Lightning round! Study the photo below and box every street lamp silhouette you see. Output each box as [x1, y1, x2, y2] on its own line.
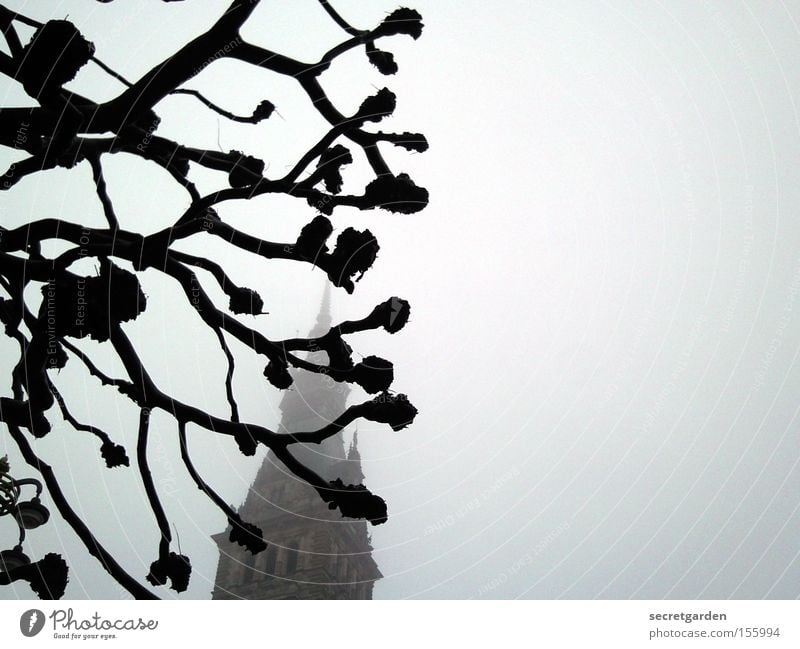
[0, 455, 50, 572]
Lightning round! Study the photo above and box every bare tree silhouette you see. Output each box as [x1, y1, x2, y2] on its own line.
[0, 0, 427, 599]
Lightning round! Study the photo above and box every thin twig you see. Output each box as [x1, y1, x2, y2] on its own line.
[90, 56, 133, 87]
[317, 0, 364, 36]
[171, 89, 264, 124]
[88, 155, 120, 230]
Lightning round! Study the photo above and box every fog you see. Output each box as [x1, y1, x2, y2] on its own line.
[1, 0, 798, 599]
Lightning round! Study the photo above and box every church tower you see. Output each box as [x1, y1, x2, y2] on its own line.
[211, 285, 382, 599]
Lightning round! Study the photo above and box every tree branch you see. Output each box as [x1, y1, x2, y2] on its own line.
[136, 408, 172, 557]
[4, 421, 158, 599]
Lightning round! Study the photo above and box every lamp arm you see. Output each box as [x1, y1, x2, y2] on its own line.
[8, 478, 43, 499]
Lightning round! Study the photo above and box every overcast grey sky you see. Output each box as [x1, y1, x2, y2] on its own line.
[1, 0, 799, 599]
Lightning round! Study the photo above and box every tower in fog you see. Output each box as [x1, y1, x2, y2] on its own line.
[212, 286, 381, 599]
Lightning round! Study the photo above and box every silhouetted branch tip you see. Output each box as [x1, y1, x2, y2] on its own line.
[228, 518, 267, 555]
[316, 144, 353, 194]
[39, 260, 146, 343]
[367, 47, 398, 75]
[363, 172, 429, 213]
[356, 87, 396, 123]
[263, 360, 293, 390]
[351, 356, 394, 394]
[21, 553, 69, 600]
[227, 152, 266, 188]
[388, 132, 429, 153]
[327, 227, 380, 290]
[18, 20, 94, 99]
[375, 296, 411, 333]
[227, 286, 265, 316]
[323, 479, 388, 525]
[100, 440, 130, 468]
[146, 552, 191, 593]
[363, 392, 418, 431]
[232, 429, 258, 457]
[375, 8, 424, 40]
[252, 99, 276, 122]
[296, 215, 334, 256]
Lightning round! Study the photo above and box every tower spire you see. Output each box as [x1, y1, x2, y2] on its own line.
[345, 429, 365, 485]
[310, 280, 332, 337]
[348, 429, 358, 459]
[211, 280, 382, 600]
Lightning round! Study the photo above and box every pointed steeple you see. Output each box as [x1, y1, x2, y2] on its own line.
[344, 429, 365, 485]
[309, 281, 332, 338]
[212, 282, 382, 600]
[347, 429, 359, 461]
[277, 279, 347, 477]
